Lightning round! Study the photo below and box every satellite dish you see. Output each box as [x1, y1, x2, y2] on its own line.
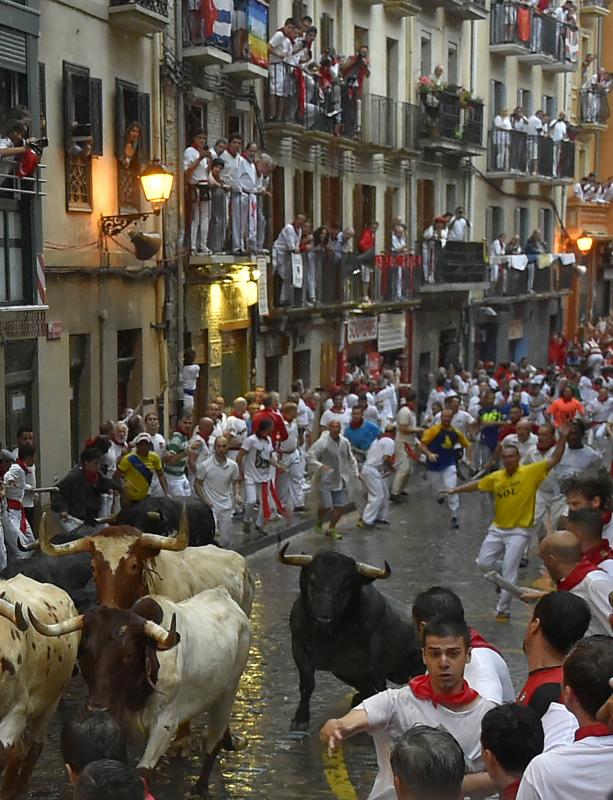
[130, 231, 162, 261]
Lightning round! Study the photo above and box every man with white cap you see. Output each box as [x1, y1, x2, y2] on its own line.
[117, 433, 169, 504]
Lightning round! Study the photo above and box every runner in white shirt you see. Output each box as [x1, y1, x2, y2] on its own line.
[276, 402, 302, 514]
[236, 417, 280, 535]
[223, 397, 249, 461]
[391, 393, 420, 501]
[3, 444, 36, 560]
[517, 636, 613, 800]
[194, 436, 240, 548]
[11, 426, 36, 528]
[357, 431, 396, 529]
[187, 417, 214, 493]
[502, 421, 538, 463]
[320, 392, 351, 431]
[320, 619, 496, 800]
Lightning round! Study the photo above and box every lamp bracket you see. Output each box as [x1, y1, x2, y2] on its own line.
[99, 212, 156, 238]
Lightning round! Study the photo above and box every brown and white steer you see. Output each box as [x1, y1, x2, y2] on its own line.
[29, 586, 251, 798]
[0, 575, 80, 798]
[38, 511, 255, 615]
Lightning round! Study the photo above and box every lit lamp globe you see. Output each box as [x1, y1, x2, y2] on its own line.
[140, 159, 174, 209]
[576, 233, 593, 254]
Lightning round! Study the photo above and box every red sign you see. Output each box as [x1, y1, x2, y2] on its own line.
[47, 321, 64, 340]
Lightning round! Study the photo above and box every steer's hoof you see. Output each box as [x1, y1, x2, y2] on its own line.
[290, 719, 309, 732]
[222, 733, 247, 752]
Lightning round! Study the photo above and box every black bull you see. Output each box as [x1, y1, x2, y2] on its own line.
[278, 545, 425, 730]
[115, 496, 216, 546]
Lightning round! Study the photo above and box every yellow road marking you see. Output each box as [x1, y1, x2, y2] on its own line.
[322, 746, 358, 800]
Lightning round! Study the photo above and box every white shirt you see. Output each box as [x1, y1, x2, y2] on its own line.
[517, 732, 613, 800]
[272, 222, 301, 255]
[240, 434, 273, 483]
[320, 407, 350, 429]
[295, 397, 309, 427]
[396, 406, 417, 444]
[182, 363, 200, 392]
[189, 433, 212, 470]
[196, 456, 239, 511]
[223, 415, 248, 455]
[570, 568, 613, 636]
[556, 445, 602, 482]
[464, 647, 515, 704]
[502, 432, 538, 463]
[447, 216, 469, 241]
[490, 238, 506, 259]
[268, 29, 292, 63]
[4, 462, 28, 502]
[183, 146, 208, 185]
[434, 409, 475, 436]
[149, 433, 166, 457]
[526, 114, 543, 136]
[220, 149, 240, 187]
[550, 119, 567, 142]
[364, 437, 395, 470]
[540, 702, 579, 751]
[360, 687, 495, 800]
[279, 419, 300, 464]
[426, 388, 447, 413]
[494, 114, 512, 130]
[236, 155, 258, 193]
[11, 449, 35, 508]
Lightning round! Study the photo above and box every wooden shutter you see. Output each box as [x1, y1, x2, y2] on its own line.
[138, 91, 151, 162]
[39, 62, 47, 137]
[89, 78, 103, 156]
[115, 79, 138, 158]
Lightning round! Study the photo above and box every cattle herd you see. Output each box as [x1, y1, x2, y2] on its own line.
[0, 500, 417, 797]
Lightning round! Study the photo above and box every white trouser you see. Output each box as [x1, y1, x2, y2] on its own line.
[238, 193, 257, 253]
[392, 440, 413, 495]
[149, 473, 165, 497]
[166, 474, 192, 497]
[212, 507, 233, 547]
[361, 464, 389, 525]
[427, 465, 459, 513]
[533, 491, 566, 538]
[477, 524, 530, 614]
[277, 457, 302, 512]
[182, 391, 195, 413]
[231, 192, 243, 252]
[191, 198, 210, 251]
[4, 506, 34, 562]
[244, 480, 265, 528]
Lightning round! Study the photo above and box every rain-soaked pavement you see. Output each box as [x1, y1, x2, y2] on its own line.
[27, 474, 537, 800]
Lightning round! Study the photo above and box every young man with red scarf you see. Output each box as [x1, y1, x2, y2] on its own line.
[237, 416, 284, 536]
[566, 507, 613, 577]
[517, 636, 613, 800]
[51, 446, 121, 528]
[3, 443, 36, 559]
[320, 618, 495, 800]
[538, 530, 613, 636]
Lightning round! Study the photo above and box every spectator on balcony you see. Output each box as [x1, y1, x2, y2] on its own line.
[357, 221, 378, 303]
[231, 0, 248, 62]
[524, 229, 549, 294]
[305, 225, 328, 305]
[422, 218, 447, 284]
[511, 106, 529, 130]
[447, 206, 471, 242]
[272, 212, 305, 306]
[255, 152, 274, 253]
[333, 226, 355, 263]
[236, 141, 259, 255]
[506, 235, 522, 255]
[574, 176, 591, 201]
[294, 27, 318, 121]
[526, 110, 545, 174]
[220, 132, 243, 253]
[391, 223, 408, 254]
[210, 137, 227, 160]
[268, 18, 298, 122]
[0, 122, 34, 182]
[208, 157, 230, 253]
[340, 46, 370, 137]
[549, 112, 568, 178]
[183, 130, 211, 255]
[489, 233, 507, 285]
[299, 221, 314, 303]
[494, 108, 512, 171]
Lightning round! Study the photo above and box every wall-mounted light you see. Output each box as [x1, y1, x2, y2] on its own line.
[576, 232, 593, 254]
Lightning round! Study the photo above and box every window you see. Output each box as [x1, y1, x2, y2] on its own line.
[117, 329, 142, 417]
[62, 62, 103, 211]
[292, 0, 307, 21]
[490, 80, 506, 117]
[445, 183, 457, 215]
[116, 79, 151, 213]
[447, 43, 458, 87]
[539, 208, 553, 248]
[517, 89, 532, 115]
[185, 103, 208, 144]
[69, 334, 90, 466]
[320, 13, 334, 52]
[486, 206, 504, 243]
[542, 94, 557, 119]
[515, 206, 529, 246]
[420, 32, 432, 77]
[5, 339, 36, 451]
[386, 39, 399, 100]
[354, 26, 369, 51]
[226, 113, 243, 138]
[0, 209, 29, 304]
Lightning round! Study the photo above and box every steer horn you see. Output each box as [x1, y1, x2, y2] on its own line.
[277, 542, 313, 567]
[139, 506, 189, 552]
[27, 608, 84, 637]
[146, 511, 162, 520]
[0, 597, 28, 631]
[18, 537, 40, 552]
[39, 513, 92, 557]
[356, 560, 392, 580]
[143, 612, 180, 650]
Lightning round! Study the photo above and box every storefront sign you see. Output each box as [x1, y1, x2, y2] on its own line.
[347, 316, 377, 344]
[509, 319, 524, 340]
[377, 313, 406, 352]
[257, 256, 268, 316]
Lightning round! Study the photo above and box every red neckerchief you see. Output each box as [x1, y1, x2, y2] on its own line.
[501, 779, 521, 800]
[602, 511, 612, 525]
[83, 467, 99, 485]
[141, 777, 156, 800]
[557, 561, 601, 591]
[469, 627, 502, 656]
[583, 540, 613, 566]
[349, 419, 362, 429]
[574, 723, 612, 741]
[409, 674, 478, 709]
[16, 459, 29, 474]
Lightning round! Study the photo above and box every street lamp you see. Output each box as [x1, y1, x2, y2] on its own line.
[99, 158, 174, 238]
[576, 232, 593, 254]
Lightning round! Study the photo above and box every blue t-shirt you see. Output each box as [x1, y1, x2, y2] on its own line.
[479, 406, 505, 449]
[500, 401, 530, 417]
[343, 421, 381, 452]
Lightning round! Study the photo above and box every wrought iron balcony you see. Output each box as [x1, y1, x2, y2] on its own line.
[360, 95, 397, 149]
[579, 87, 610, 130]
[580, 0, 609, 15]
[440, 0, 489, 21]
[183, 0, 233, 65]
[383, 0, 422, 15]
[419, 240, 488, 287]
[109, 0, 168, 35]
[418, 89, 484, 155]
[486, 128, 575, 183]
[222, 1, 269, 79]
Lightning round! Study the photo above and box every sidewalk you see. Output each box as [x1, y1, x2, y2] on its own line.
[231, 509, 321, 557]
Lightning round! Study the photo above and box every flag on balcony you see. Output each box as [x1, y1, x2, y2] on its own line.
[248, 0, 269, 67]
[201, 0, 232, 51]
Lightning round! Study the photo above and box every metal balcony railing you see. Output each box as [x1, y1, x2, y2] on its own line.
[420, 240, 487, 284]
[183, 0, 231, 51]
[580, 87, 610, 125]
[418, 89, 483, 147]
[0, 165, 46, 198]
[360, 95, 397, 148]
[487, 129, 574, 179]
[581, 0, 609, 9]
[398, 101, 419, 151]
[111, 0, 168, 12]
[490, 2, 579, 67]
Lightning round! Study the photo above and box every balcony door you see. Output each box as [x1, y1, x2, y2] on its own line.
[416, 179, 434, 236]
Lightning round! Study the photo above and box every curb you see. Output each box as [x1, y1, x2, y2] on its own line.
[234, 513, 319, 557]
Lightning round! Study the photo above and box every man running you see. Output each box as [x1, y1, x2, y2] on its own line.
[195, 436, 241, 547]
[117, 432, 169, 504]
[448, 425, 569, 622]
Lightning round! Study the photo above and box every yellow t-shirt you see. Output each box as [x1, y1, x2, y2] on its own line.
[477, 460, 549, 529]
[117, 451, 163, 501]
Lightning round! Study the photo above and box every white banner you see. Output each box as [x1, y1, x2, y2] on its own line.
[377, 313, 406, 352]
[347, 316, 377, 344]
[257, 256, 268, 316]
[291, 253, 303, 288]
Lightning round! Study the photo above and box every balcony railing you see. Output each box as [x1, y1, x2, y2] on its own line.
[487, 129, 575, 180]
[360, 95, 397, 148]
[110, 0, 168, 11]
[579, 87, 610, 126]
[267, 252, 419, 311]
[420, 240, 488, 285]
[440, 0, 489, 20]
[0, 166, 46, 199]
[183, 0, 233, 62]
[418, 89, 484, 150]
[487, 255, 573, 297]
[109, 0, 168, 34]
[580, 0, 609, 13]
[490, 2, 579, 70]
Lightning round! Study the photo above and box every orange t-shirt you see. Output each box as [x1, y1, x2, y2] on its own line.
[547, 397, 584, 428]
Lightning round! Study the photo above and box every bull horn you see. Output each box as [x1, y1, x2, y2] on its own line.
[139, 506, 189, 552]
[39, 513, 92, 557]
[356, 560, 391, 580]
[277, 542, 313, 567]
[18, 537, 40, 552]
[94, 514, 117, 524]
[27, 608, 84, 637]
[146, 511, 162, 520]
[0, 597, 28, 631]
[143, 612, 180, 651]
